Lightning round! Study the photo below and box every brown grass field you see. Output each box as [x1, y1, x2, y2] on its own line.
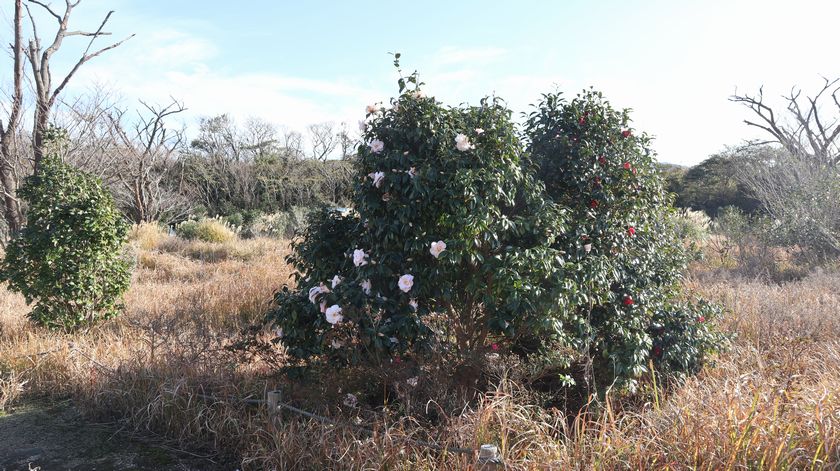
[1, 229, 838, 470]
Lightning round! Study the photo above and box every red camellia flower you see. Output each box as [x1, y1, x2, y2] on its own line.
[621, 130, 631, 138]
[627, 226, 636, 236]
[598, 155, 607, 165]
[623, 162, 632, 170]
[698, 315, 705, 323]
[579, 116, 586, 125]
[393, 356, 402, 364]
[622, 295, 634, 306]
[653, 345, 662, 357]
[594, 176, 602, 186]
[491, 343, 500, 351]
[589, 199, 599, 209]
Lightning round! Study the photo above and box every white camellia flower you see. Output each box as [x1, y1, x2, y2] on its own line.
[331, 275, 343, 289]
[325, 304, 343, 324]
[406, 376, 419, 387]
[308, 283, 329, 304]
[475, 128, 485, 134]
[409, 299, 418, 311]
[366, 104, 377, 114]
[361, 279, 372, 295]
[353, 249, 368, 267]
[407, 167, 417, 178]
[320, 301, 327, 313]
[371, 171, 385, 188]
[430, 240, 447, 258]
[274, 327, 284, 338]
[330, 339, 343, 349]
[369, 139, 385, 154]
[455, 133, 475, 151]
[398, 274, 414, 293]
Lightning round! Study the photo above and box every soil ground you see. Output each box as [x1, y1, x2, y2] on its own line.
[0, 400, 220, 471]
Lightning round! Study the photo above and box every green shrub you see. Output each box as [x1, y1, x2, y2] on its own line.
[268, 69, 725, 390]
[175, 217, 237, 243]
[525, 89, 726, 386]
[269, 69, 569, 371]
[0, 155, 132, 329]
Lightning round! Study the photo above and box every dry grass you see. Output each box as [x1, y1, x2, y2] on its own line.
[1, 237, 839, 469]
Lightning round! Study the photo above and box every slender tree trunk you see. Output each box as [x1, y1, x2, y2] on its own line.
[0, 0, 25, 237]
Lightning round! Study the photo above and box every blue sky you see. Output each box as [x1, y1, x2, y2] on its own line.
[2, 0, 839, 165]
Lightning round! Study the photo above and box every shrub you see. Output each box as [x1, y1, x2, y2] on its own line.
[0, 155, 132, 329]
[268, 69, 724, 390]
[269, 68, 569, 372]
[176, 217, 237, 243]
[672, 209, 711, 242]
[524, 89, 726, 386]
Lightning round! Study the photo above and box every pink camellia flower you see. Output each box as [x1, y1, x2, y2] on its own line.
[320, 301, 327, 313]
[454, 133, 475, 151]
[429, 240, 447, 259]
[698, 315, 706, 323]
[358, 120, 367, 132]
[628, 226, 636, 236]
[369, 139, 385, 154]
[366, 104, 378, 114]
[398, 274, 414, 293]
[353, 249, 368, 267]
[411, 90, 425, 99]
[393, 356, 402, 364]
[361, 279, 372, 295]
[623, 296, 634, 306]
[371, 171, 385, 188]
[325, 304, 343, 324]
[621, 130, 631, 138]
[475, 128, 485, 134]
[623, 162, 632, 170]
[491, 343, 500, 351]
[583, 243, 592, 253]
[579, 116, 586, 125]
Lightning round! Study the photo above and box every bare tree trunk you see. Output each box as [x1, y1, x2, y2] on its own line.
[0, 0, 25, 236]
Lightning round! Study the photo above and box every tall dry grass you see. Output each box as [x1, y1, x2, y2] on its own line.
[1, 236, 838, 469]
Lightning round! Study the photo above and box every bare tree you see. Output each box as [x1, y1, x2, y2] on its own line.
[731, 80, 840, 259]
[22, 0, 134, 169]
[337, 121, 359, 160]
[0, 0, 25, 237]
[307, 122, 338, 161]
[731, 78, 840, 166]
[280, 127, 304, 159]
[106, 99, 192, 223]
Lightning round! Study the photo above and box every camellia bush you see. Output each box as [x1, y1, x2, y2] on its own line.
[268, 65, 725, 389]
[525, 89, 726, 384]
[0, 151, 132, 329]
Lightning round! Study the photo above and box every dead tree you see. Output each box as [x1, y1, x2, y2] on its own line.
[307, 122, 338, 161]
[0, 0, 25, 237]
[23, 0, 134, 170]
[106, 99, 192, 223]
[731, 78, 840, 166]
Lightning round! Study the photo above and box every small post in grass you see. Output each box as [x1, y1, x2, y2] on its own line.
[477, 444, 502, 469]
[266, 389, 282, 414]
